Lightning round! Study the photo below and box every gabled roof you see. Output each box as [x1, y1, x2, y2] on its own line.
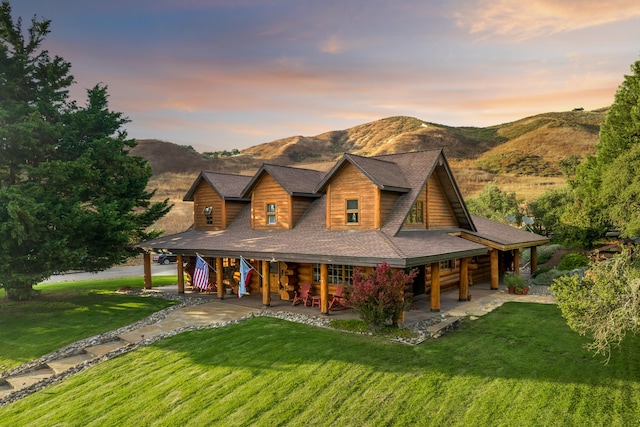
[183, 171, 252, 202]
[372, 150, 476, 235]
[315, 153, 410, 193]
[241, 163, 326, 198]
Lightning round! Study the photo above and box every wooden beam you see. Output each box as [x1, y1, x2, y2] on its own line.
[459, 257, 469, 301]
[321, 263, 329, 314]
[430, 262, 441, 311]
[177, 255, 184, 293]
[513, 249, 520, 275]
[530, 246, 538, 274]
[374, 187, 381, 229]
[216, 258, 224, 299]
[262, 260, 270, 307]
[490, 249, 499, 290]
[143, 252, 152, 289]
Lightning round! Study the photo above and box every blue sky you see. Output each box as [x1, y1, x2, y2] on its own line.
[10, 0, 640, 151]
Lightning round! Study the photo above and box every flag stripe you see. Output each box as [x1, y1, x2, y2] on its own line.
[193, 255, 209, 290]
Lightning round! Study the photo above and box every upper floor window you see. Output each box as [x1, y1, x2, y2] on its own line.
[406, 201, 424, 224]
[203, 206, 213, 225]
[266, 203, 277, 225]
[346, 199, 359, 224]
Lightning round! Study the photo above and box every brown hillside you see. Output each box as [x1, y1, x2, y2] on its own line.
[134, 109, 608, 235]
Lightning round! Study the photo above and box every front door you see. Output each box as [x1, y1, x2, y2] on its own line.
[269, 262, 281, 293]
[412, 265, 426, 295]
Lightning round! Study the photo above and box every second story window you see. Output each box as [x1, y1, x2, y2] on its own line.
[203, 206, 213, 225]
[346, 199, 359, 224]
[406, 201, 424, 224]
[266, 203, 277, 225]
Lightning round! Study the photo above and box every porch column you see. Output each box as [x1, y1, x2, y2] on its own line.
[430, 262, 441, 312]
[513, 249, 520, 275]
[216, 258, 224, 299]
[143, 252, 152, 289]
[262, 260, 271, 307]
[459, 257, 469, 301]
[320, 264, 329, 315]
[530, 246, 538, 274]
[177, 255, 185, 293]
[490, 249, 499, 290]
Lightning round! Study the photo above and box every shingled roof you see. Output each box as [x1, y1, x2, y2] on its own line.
[183, 171, 252, 201]
[464, 215, 550, 250]
[242, 164, 326, 197]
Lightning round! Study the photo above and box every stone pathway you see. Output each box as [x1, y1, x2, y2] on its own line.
[0, 290, 555, 407]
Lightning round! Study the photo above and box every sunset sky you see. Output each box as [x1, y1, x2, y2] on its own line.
[11, 0, 640, 151]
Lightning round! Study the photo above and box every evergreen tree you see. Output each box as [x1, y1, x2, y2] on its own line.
[0, 2, 171, 300]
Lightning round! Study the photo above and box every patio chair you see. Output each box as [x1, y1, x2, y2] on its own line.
[292, 282, 311, 306]
[328, 285, 349, 310]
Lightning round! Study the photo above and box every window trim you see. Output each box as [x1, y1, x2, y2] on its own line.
[345, 198, 359, 225]
[266, 202, 277, 225]
[406, 200, 424, 224]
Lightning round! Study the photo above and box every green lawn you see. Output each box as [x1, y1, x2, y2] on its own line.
[1, 303, 639, 426]
[0, 277, 179, 370]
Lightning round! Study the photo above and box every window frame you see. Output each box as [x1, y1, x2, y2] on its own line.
[406, 200, 424, 224]
[345, 198, 359, 225]
[203, 206, 213, 225]
[266, 202, 277, 225]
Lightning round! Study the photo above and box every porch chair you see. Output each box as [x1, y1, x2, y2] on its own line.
[328, 285, 349, 310]
[292, 282, 312, 306]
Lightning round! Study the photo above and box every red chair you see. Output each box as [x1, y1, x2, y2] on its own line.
[292, 282, 311, 306]
[328, 285, 349, 310]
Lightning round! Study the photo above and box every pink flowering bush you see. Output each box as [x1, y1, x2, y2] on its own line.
[350, 262, 417, 328]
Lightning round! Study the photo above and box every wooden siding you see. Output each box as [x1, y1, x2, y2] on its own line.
[225, 201, 247, 226]
[251, 174, 291, 230]
[424, 259, 461, 293]
[402, 184, 427, 231]
[193, 181, 224, 230]
[326, 163, 378, 230]
[380, 190, 400, 228]
[292, 196, 315, 227]
[427, 173, 459, 229]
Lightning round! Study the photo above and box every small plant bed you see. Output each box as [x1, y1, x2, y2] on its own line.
[503, 272, 530, 294]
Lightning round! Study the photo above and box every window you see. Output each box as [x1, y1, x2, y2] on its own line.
[440, 259, 455, 270]
[203, 206, 213, 225]
[266, 203, 277, 225]
[346, 199, 359, 224]
[406, 201, 424, 224]
[314, 264, 354, 285]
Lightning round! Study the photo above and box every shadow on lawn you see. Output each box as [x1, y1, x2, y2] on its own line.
[156, 303, 640, 386]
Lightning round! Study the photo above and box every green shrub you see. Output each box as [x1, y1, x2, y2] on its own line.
[558, 252, 590, 270]
[532, 269, 566, 286]
[537, 244, 562, 265]
[503, 272, 528, 289]
[532, 267, 553, 278]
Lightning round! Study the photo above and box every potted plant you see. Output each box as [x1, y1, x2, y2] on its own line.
[503, 272, 529, 294]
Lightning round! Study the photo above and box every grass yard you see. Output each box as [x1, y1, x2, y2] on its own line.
[0, 277, 179, 370]
[1, 303, 639, 426]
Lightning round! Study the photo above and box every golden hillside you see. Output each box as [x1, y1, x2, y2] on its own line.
[134, 109, 607, 235]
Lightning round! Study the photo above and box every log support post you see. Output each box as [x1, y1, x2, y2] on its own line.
[216, 258, 224, 299]
[262, 260, 271, 307]
[177, 255, 185, 293]
[459, 257, 469, 301]
[490, 249, 499, 290]
[513, 249, 520, 275]
[320, 263, 329, 315]
[530, 246, 538, 275]
[143, 252, 152, 289]
[430, 262, 441, 312]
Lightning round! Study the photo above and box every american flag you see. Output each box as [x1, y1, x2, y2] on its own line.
[192, 255, 209, 290]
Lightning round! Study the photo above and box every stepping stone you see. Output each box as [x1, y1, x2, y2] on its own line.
[5, 366, 54, 391]
[48, 353, 94, 374]
[85, 340, 129, 357]
[426, 316, 461, 335]
[0, 379, 13, 399]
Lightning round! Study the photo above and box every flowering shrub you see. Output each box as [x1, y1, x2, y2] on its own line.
[350, 262, 417, 328]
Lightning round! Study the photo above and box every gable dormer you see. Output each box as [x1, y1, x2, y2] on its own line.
[241, 164, 324, 230]
[316, 154, 410, 230]
[183, 171, 251, 230]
